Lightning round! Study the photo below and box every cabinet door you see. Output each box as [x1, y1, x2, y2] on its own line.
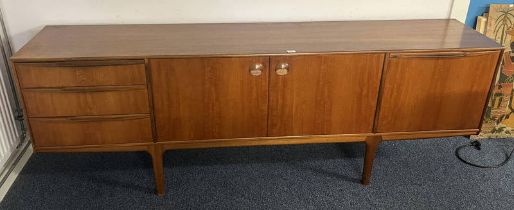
[269, 54, 385, 136]
[150, 57, 269, 141]
[376, 51, 501, 132]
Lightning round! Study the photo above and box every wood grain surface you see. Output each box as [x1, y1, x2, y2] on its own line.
[269, 53, 384, 136]
[22, 86, 150, 117]
[376, 50, 501, 132]
[12, 20, 501, 61]
[29, 114, 153, 147]
[16, 62, 146, 88]
[150, 57, 269, 141]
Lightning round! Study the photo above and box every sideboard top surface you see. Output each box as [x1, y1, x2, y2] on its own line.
[12, 19, 502, 61]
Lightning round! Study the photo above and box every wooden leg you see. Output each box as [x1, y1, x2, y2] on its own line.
[148, 144, 165, 196]
[361, 135, 382, 185]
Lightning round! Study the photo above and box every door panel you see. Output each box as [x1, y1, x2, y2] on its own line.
[150, 57, 269, 141]
[376, 51, 501, 132]
[269, 54, 385, 136]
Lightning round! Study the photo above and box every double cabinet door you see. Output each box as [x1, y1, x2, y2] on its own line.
[150, 51, 500, 142]
[150, 54, 384, 141]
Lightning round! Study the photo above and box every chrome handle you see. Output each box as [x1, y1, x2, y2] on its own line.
[275, 63, 289, 76]
[249, 63, 264, 76]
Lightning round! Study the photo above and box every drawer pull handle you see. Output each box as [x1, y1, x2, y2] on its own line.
[19, 60, 145, 67]
[249, 63, 264, 76]
[275, 63, 289, 76]
[33, 114, 149, 122]
[390, 51, 495, 59]
[392, 54, 465, 59]
[24, 85, 146, 93]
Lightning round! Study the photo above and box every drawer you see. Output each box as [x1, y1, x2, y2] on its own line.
[23, 85, 150, 117]
[29, 114, 153, 147]
[15, 60, 146, 88]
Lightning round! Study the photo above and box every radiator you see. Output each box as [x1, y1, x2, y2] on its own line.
[0, 66, 19, 168]
[0, 8, 24, 172]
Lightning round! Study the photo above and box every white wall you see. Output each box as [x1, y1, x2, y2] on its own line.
[450, 0, 471, 23]
[0, 0, 455, 51]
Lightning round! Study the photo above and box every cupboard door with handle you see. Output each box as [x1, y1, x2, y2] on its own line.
[269, 54, 385, 136]
[150, 57, 269, 141]
[376, 51, 501, 132]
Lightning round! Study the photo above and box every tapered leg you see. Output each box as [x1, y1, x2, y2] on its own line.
[149, 144, 165, 196]
[361, 135, 383, 185]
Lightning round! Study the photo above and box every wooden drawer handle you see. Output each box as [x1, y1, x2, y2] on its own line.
[24, 85, 146, 93]
[390, 51, 495, 59]
[33, 114, 149, 122]
[19, 60, 145, 67]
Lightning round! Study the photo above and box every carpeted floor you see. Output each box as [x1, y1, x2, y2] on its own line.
[1, 137, 513, 209]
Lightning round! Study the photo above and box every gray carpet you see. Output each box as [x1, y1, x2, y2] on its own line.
[1, 137, 513, 209]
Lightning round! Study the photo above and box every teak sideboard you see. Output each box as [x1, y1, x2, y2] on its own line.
[10, 19, 503, 196]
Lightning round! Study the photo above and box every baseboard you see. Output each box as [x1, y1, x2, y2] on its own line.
[0, 143, 33, 202]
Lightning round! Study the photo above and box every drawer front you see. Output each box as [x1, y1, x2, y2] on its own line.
[377, 50, 501, 132]
[15, 60, 146, 88]
[29, 115, 153, 147]
[23, 86, 150, 117]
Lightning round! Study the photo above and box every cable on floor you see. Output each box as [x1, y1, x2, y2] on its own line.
[455, 140, 514, 168]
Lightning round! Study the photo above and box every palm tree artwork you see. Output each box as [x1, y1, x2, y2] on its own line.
[485, 4, 514, 51]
